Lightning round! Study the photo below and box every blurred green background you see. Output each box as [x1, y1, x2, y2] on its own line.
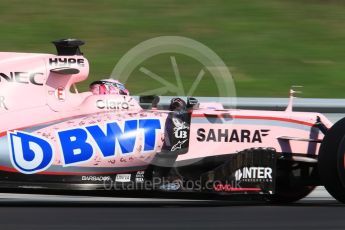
[0, 0, 345, 97]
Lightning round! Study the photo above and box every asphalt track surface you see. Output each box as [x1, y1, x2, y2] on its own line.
[0, 187, 343, 230]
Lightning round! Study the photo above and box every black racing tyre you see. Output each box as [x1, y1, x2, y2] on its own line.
[268, 160, 316, 204]
[268, 183, 315, 204]
[318, 117, 345, 203]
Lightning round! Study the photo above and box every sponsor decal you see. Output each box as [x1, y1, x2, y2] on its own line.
[171, 139, 188, 151]
[49, 58, 85, 67]
[135, 170, 145, 182]
[196, 128, 269, 143]
[173, 118, 189, 139]
[96, 99, 129, 110]
[55, 87, 66, 101]
[213, 184, 261, 192]
[115, 174, 131, 182]
[159, 181, 181, 191]
[8, 131, 54, 174]
[0, 96, 8, 110]
[0, 72, 44, 85]
[234, 167, 273, 182]
[82, 176, 111, 181]
[8, 118, 161, 174]
[170, 117, 189, 151]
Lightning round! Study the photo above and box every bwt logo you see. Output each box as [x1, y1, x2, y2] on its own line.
[8, 119, 161, 174]
[8, 132, 54, 174]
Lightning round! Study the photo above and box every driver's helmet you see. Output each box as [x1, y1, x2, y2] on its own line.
[90, 79, 129, 95]
[169, 97, 186, 111]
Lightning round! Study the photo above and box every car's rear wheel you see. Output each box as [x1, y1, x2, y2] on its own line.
[319, 117, 345, 203]
[268, 160, 316, 204]
[268, 183, 314, 204]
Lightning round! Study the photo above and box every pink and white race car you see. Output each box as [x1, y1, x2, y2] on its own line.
[0, 39, 342, 203]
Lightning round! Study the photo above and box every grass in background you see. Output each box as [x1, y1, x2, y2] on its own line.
[0, 0, 345, 97]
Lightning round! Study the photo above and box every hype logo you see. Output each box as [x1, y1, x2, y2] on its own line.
[8, 119, 161, 174]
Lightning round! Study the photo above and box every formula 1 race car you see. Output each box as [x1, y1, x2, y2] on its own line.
[0, 39, 342, 203]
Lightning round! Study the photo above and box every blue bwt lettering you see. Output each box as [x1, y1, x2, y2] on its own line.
[58, 128, 94, 166]
[8, 119, 162, 173]
[86, 120, 138, 157]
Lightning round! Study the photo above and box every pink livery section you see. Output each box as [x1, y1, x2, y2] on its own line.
[1, 38, 344, 205]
